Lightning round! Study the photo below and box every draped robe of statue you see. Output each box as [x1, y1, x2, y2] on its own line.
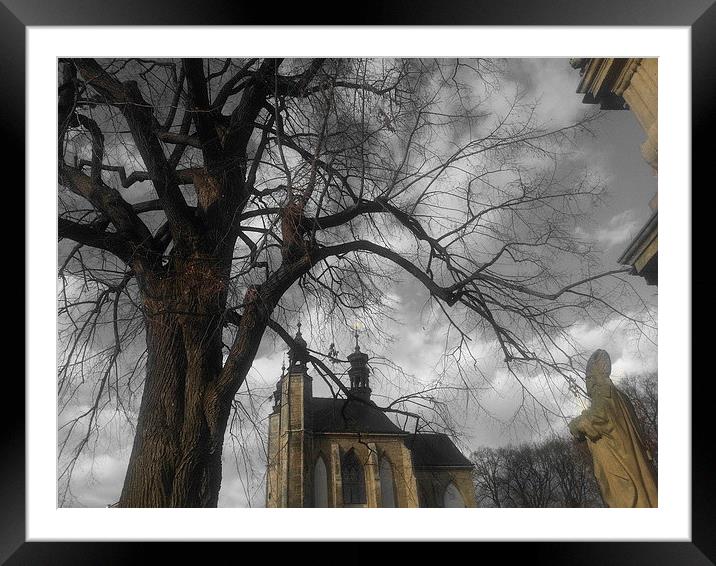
[569, 350, 658, 508]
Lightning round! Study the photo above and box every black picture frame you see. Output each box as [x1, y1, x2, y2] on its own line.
[6, 1, 708, 563]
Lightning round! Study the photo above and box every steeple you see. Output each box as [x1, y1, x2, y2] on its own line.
[347, 327, 371, 401]
[289, 321, 309, 369]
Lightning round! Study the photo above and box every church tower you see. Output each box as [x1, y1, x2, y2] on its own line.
[266, 323, 313, 508]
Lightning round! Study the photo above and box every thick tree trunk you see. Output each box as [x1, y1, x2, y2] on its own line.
[116, 244, 305, 507]
[119, 310, 191, 507]
[118, 257, 251, 508]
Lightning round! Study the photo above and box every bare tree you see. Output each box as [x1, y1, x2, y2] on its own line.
[543, 438, 603, 507]
[503, 443, 557, 507]
[57, 58, 652, 507]
[472, 446, 508, 507]
[617, 372, 658, 467]
[472, 438, 603, 508]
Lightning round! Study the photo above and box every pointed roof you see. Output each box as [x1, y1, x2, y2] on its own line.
[289, 321, 308, 367]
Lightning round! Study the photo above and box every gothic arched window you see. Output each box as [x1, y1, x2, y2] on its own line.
[313, 456, 328, 508]
[341, 448, 366, 505]
[443, 482, 466, 508]
[379, 456, 396, 507]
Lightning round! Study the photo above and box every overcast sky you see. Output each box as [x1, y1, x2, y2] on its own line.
[59, 58, 658, 508]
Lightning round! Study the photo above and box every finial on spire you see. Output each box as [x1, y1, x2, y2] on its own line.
[351, 320, 365, 352]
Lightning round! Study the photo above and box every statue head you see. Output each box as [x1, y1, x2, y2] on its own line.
[585, 349, 612, 396]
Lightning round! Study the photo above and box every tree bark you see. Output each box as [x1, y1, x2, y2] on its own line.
[119, 308, 190, 507]
[117, 256, 254, 508]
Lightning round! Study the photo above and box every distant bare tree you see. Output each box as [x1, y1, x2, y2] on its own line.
[472, 446, 508, 507]
[57, 58, 653, 507]
[617, 372, 658, 467]
[543, 438, 603, 507]
[503, 443, 556, 507]
[472, 437, 603, 507]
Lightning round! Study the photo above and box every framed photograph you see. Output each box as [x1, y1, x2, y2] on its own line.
[7, 0, 708, 563]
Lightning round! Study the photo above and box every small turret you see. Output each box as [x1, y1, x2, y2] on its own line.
[289, 321, 309, 369]
[347, 328, 371, 401]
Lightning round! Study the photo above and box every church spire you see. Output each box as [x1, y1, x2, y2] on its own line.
[347, 328, 371, 401]
[289, 320, 309, 369]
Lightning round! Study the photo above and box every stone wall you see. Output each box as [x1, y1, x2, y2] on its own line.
[309, 434, 420, 508]
[414, 468, 477, 507]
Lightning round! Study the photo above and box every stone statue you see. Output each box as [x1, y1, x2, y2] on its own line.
[568, 349, 658, 507]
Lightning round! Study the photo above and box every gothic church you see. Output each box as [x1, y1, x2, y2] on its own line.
[266, 325, 476, 508]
